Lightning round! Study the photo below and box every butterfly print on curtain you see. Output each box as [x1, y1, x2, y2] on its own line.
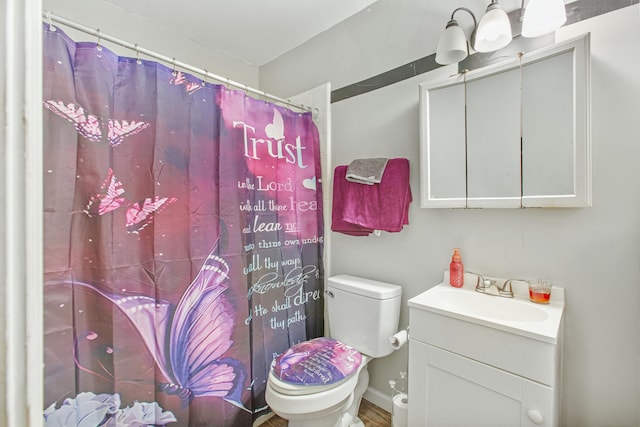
[67, 245, 248, 410]
[44, 99, 151, 147]
[84, 167, 177, 234]
[169, 70, 204, 95]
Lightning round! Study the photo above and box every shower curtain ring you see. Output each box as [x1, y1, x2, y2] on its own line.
[135, 44, 142, 64]
[171, 58, 177, 76]
[96, 29, 103, 51]
[47, 11, 56, 31]
[201, 69, 207, 86]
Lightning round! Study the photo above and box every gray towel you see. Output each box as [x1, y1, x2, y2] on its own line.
[345, 158, 389, 185]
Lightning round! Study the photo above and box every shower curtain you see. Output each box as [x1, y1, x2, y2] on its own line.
[42, 25, 324, 426]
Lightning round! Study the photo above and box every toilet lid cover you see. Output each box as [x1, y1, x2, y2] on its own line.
[273, 337, 362, 386]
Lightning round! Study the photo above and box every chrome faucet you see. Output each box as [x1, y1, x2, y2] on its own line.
[474, 275, 514, 298]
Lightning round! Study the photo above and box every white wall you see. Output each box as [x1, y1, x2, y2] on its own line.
[42, 0, 260, 87]
[3, 1, 44, 425]
[261, 5, 640, 427]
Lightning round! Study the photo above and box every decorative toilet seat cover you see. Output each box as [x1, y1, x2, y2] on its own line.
[273, 337, 362, 386]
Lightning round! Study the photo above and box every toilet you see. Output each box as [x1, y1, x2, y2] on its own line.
[265, 274, 402, 427]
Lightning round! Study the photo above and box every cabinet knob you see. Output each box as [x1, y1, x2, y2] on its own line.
[527, 409, 544, 425]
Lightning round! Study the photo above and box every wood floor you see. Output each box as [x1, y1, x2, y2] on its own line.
[258, 399, 391, 427]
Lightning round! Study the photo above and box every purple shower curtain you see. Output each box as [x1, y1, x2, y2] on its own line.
[42, 25, 324, 426]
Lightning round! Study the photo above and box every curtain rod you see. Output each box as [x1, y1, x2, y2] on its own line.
[42, 11, 313, 113]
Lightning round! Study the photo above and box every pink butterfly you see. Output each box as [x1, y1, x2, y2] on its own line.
[169, 71, 203, 95]
[185, 81, 203, 95]
[44, 100, 151, 146]
[84, 168, 177, 234]
[170, 71, 187, 86]
[125, 197, 177, 234]
[84, 168, 126, 216]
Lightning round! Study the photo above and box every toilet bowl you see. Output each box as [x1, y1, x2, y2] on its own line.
[265, 339, 370, 427]
[265, 275, 402, 427]
[265, 359, 368, 427]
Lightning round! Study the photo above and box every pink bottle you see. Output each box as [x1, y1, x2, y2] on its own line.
[449, 248, 464, 288]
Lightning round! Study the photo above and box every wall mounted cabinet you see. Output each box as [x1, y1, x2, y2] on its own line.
[419, 34, 591, 208]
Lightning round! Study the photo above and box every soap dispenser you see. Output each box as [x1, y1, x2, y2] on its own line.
[449, 248, 464, 288]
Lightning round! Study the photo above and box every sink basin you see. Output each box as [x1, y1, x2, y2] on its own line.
[435, 288, 548, 322]
[408, 273, 565, 342]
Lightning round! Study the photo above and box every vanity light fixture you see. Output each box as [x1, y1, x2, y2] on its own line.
[521, 0, 567, 38]
[434, 7, 477, 65]
[435, 0, 566, 65]
[435, 1, 512, 65]
[474, 0, 512, 52]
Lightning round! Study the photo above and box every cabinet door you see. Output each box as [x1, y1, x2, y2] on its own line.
[520, 36, 591, 207]
[521, 50, 573, 201]
[409, 340, 555, 427]
[419, 80, 467, 207]
[466, 68, 522, 208]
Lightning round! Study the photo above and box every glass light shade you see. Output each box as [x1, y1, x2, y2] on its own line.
[474, 2, 512, 52]
[435, 21, 468, 65]
[521, 0, 567, 38]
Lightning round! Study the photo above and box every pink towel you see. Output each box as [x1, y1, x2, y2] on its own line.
[342, 158, 411, 233]
[331, 159, 411, 236]
[332, 166, 374, 236]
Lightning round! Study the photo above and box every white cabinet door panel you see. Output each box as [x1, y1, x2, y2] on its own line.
[409, 341, 555, 427]
[466, 68, 522, 207]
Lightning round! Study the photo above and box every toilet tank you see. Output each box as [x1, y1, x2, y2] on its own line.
[327, 274, 402, 358]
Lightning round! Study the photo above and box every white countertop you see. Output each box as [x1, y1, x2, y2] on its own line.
[408, 272, 565, 343]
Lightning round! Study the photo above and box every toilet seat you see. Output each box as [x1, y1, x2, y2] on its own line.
[271, 337, 362, 388]
[268, 369, 355, 396]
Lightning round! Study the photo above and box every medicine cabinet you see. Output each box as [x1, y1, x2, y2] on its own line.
[419, 34, 591, 208]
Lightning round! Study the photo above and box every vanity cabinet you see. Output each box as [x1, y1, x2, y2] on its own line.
[408, 277, 564, 426]
[419, 34, 591, 208]
[410, 341, 554, 427]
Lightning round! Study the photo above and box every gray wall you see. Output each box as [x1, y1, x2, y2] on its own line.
[261, 5, 640, 427]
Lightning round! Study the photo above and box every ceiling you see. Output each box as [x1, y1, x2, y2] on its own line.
[44, 0, 527, 67]
[46, 0, 381, 66]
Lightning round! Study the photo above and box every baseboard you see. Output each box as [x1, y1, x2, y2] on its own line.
[363, 386, 392, 413]
[252, 411, 275, 426]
